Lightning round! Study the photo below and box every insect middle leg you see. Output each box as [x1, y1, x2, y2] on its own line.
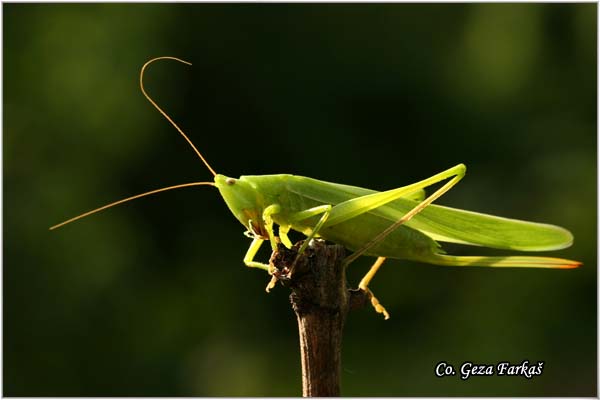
[265, 204, 333, 292]
[278, 224, 294, 249]
[289, 205, 333, 258]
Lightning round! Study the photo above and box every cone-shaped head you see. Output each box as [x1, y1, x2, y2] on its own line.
[214, 174, 268, 238]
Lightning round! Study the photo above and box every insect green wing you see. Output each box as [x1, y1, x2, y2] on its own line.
[394, 201, 573, 251]
[285, 176, 573, 252]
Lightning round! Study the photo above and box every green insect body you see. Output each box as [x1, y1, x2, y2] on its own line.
[216, 174, 445, 260]
[214, 173, 577, 271]
[51, 57, 581, 320]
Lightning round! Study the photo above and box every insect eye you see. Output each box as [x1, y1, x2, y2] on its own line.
[226, 178, 236, 185]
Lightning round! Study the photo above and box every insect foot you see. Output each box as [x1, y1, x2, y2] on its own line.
[264, 263, 279, 293]
[361, 287, 390, 320]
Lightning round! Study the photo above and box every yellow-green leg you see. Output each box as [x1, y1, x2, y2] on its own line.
[358, 257, 390, 319]
[290, 205, 332, 261]
[345, 164, 466, 264]
[243, 237, 270, 271]
[279, 224, 293, 249]
[265, 205, 333, 292]
[326, 164, 466, 319]
[241, 204, 281, 273]
[262, 204, 281, 253]
[262, 204, 285, 292]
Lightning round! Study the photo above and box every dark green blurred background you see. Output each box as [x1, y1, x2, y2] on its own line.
[4, 3, 596, 396]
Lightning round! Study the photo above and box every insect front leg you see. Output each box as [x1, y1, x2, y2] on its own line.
[242, 204, 281, 273]
[243, 237, 270, 271]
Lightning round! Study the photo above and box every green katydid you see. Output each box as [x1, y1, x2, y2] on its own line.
[50, 56, 581, 319]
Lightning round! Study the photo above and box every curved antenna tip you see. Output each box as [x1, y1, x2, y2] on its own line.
[143, 56, 192, 68]
[139, 56, 217, 177]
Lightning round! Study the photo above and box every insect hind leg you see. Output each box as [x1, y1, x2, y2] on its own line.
[358, 257, 390, 319]
[345, 164, 466, 265]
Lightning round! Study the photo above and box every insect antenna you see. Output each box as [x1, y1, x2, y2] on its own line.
[49, 181, 215, 230]
[140, 56, 217, 177]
